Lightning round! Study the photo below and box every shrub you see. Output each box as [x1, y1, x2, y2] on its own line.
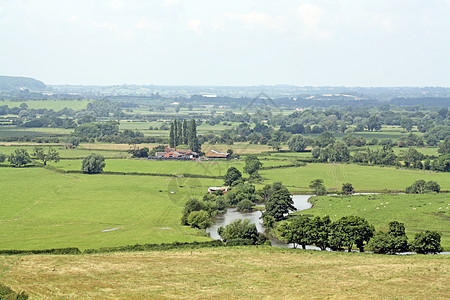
[81, 153, 106, 174]
[411, 231, 443, 254]
[236, 200, 254, 212]
[187, 210, 211, 229]
[0, 283, 29, 299]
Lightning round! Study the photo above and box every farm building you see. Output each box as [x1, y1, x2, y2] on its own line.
[208, 187, 228, 194]
[205, 150, 230, 159]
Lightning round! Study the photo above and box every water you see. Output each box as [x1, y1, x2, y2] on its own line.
[205, 195, 312, 240]
[206, 194, 450, 255]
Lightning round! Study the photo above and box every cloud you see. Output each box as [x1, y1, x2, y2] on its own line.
[135, 18, 162, 31]
[108, 0, 126, 10]
[187, 19, 202, 34]
[372, 15, 393, 31]
[162, 0, 179, 7]
[213, 11, 285, 31]
[296, 4, 329, 38]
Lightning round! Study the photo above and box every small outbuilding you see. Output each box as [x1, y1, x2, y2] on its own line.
[205, 150, 230, 159]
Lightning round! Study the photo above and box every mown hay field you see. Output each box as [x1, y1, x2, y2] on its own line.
[0, 246, 448, 299]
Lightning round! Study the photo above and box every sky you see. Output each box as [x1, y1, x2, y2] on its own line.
[1, 0, 450, 87]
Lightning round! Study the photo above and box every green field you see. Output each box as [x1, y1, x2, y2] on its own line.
[300, 193, 450, 250]
[261, 163, 450, 193]
[0, 145, 127, 159]
[0, 168, 220, 250]
[47, 157, 292, 175]
[0, 247, 448, 299]
[0, 100, 90, 110]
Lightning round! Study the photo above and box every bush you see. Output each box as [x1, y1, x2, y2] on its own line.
[187, 210, 211, 229]
[217, 219, 260, 244]
[236, 200, 254, 212]
[411, 231, 443, 254]
[0, 153, 6, 163]
[406, 180, 440, 194]
[8, 149, 32, 167]
[81, 153, 106, 174]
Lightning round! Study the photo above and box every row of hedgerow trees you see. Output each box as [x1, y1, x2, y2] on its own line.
[0, 147, 106, 174]
[277, 215, 442, 254]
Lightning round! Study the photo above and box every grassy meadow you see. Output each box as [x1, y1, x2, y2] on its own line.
[0, 246, 448, 299]
[0, 167, 219, 250]
[0, 100, 90, 110]
[260, 163, 450, 193]
[301, 193, 450, 250]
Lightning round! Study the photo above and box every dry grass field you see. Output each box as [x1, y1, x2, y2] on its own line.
[0, 246, 448, 299]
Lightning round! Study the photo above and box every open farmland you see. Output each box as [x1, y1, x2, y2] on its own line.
[301, 193, 450, 250]
[0, 247, 448, 299]
[0, 167, 219, 250]
[260, 163, 450, 193]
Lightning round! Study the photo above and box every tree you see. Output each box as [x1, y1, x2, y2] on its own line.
[182, 119, 188, 144]
[365, 115, 382, 131]
[0, 153, 6, 163]
[236, 199, 254, 212]
[188, 119, 200, 153]
[217, 219, 260, 244]
[406, 180, 440, 193]
[176, 119, 183, 146]
[187, 210, 211, 229]
[32, 147, 60, 165]
[262, 187, 296, 223]
[368, 221, 409, 254]
[181, 197, 208, 225]
[243, 155, 262, 176]
[342, 183, 354, 195]
[81, 153, 106, 174]
[278, 216, 313, 249]
[309, 179, 327, 195]
[438, 136, 450, 155]
[9, 149, 32, 167]
[411, 231, 443, 254]
[169, 121, 175, 148]
[224, 167, 242, 186]
[316, 131, 335, 148]
[287, 134, 307, 152]
[329, 216, 374, 252]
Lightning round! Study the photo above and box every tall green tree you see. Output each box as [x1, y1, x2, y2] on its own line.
[287, 134, 307, 152]
[177, 119, 183, 146]
[169, 121, 175, 148]
[81, 153, 106, 174]
[411, 231, 443, 254]
[224, 167, 242, 186]
[182, 119, 188, 144]
[188, 119, 200, 152]
[32, 147, 60, 166]
[262, 186, 296, 223]
[243, 155, 262, 176]
[329, 216, 374, 252]
[9, 149, 32, 167]
[309, 179, 327, 195]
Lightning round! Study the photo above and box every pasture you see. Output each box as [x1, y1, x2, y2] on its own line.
[260, 163, 450, 193]
[302, 193, 450, 250]
[0, 246, 448, 299]
[0, 168, 219, 250]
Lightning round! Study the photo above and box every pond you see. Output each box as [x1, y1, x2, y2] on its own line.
[205, 195, 313, 242]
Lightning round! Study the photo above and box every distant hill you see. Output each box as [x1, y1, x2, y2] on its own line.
[0, 75, 46, 91]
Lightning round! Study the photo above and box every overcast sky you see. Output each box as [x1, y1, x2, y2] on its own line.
[1, 0, 450, 86]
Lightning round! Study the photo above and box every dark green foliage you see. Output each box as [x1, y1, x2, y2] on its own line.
[411, 231, 443, 254]
[217, 219, 267, 245]
[341, 183, 354, 195]
[262, 184, 295, 223]
[149, 145, 165, 156]
[181, 198, 208, 225]
[438, 136, 450, 155]
[315, 131, 335, 148]
[0, 283, 29, 300]
[278, 216, 313, 249]
[368, 221, 409, 254]
[309, 179, 327, 195]
[188, 119, 200, 153]
[225, 183, 259, 205]
[329, 216, 374, 252]
[287, 134, 307, 152]
[0, 153, 6, 163]
[236, 200, 254, 212]
[0, 248, 81, 255]
[187, 210, 211, 229]
[73, 122, 119, 139]
[432, 154, 450, 172]
[128, 147, 149, 158]
[224, 167, 242, 186]
[243, 155, 262, 176]
[318, 142, 350, 163]
[84, 241, 225, 254]
[398, 148, 425, 168]
[32, 147, 60, 165]
[81, 153, 106, 174]
[8, 149, 31, 167]
[406, 180, 440, 194]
